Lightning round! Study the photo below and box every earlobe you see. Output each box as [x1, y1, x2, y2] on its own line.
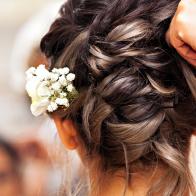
[53, 116, 78, 150]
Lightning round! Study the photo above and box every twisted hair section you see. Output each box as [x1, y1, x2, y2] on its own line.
[41, 0, 196, 195]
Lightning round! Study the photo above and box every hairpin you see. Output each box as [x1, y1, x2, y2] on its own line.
[25, 64, 78, 116]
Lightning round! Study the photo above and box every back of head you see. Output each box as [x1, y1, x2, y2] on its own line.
[41, 0, 196, 195]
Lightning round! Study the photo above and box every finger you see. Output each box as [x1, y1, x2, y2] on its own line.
[177, 44, 196, 60]
[185, 58, 196, 67]
[177, 49, 196, 67]
[165, 30, 171, 46]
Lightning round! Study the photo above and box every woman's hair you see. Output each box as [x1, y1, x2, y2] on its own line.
[40, 0, 196, 195]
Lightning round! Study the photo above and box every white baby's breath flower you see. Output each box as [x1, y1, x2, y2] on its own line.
[31, 98, 50, 117]
[51, 82, 61, 91]
[49, 72, 59, 82]
[26, 65, 78, 116]
[65, 102, 70, 107]
[26, 67, 36, 75]
[47, 102, 58, 112]
[36, 64, 49, 80]
[61, 67, 70, 75]
[66, 73, 75, 82]
[52, 67, 70, 75]
[26, 67, 36, 79]
[26, 77, 51, 116]
[59, 75, 68, 86]
[37, 82, 51, 97]
[67, 84, 74, 92]
[52, 68, 59, 73]
[55, 98, 69, 107]
[60, 92, 67, 98]
[26, 77, 41, 98]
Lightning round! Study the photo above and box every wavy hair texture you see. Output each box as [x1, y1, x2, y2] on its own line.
[41, 0, 196, 195]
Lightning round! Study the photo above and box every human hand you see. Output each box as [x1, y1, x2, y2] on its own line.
[166, 0, 196, 67]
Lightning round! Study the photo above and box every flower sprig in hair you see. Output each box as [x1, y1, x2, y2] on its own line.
[25, 64, 78, 116]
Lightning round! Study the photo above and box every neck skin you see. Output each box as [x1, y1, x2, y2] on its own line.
[88, 163, 190, 196]
[88, 164, 165, 196]
[78, 146, 166, 196]
[77, 136, 193, 196]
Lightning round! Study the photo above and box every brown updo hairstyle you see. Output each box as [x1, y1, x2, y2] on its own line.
[41, 0, 196, 195]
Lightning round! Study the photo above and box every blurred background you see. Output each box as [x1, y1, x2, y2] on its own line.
[0, 1, 195, 196]
[0, 1, 69, 195]
[0, 0, 64, 138]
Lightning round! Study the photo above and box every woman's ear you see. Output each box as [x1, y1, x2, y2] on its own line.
[53, 115, 78, 150]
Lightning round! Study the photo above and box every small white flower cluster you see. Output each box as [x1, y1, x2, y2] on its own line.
[25, 64, 78, 116]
